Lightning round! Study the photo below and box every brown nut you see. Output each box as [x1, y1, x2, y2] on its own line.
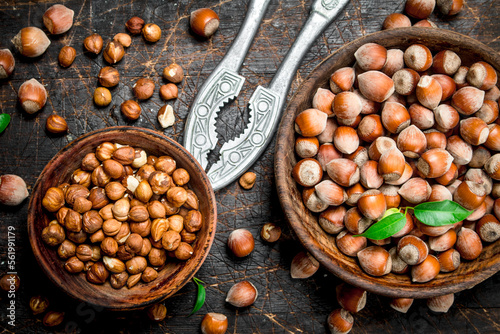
[142, 23, 161, 42]
[336, 282, 367, 313]
[159, 83, 178, 100]
[11, 27, 51, 57]
[327, 309, 354, 334]
[18, 78, 47, 114]
[239, 172, 256, 190]
[133, 78, 155, 100]
[103, 41, 125, 64]
[46, 114, 69, 134]
[86, 262, 109, 284]
[93, 87, 112, 107]
[113, 33, 132, 47]
[290, 251, 320, 279]
[201, 313, 228, 334]
[162, 63, 184, 83]
[120, 100, 141, 120]
[0, 49, 15, 78]
[43, 4, 74, 34]
[227, 229, 254, 257]
[190, 8, 220, 38]
[0, 273, 20, 292]
[126, 256, 148, 274]
[174, 242, 194, 260]
[83, 33, 103, 54]
[64, 256, 84, 273]
[162, 230, 181, 251]
[98, 66, 120, 87]
[260, 223, 281, 243]
[57, 239, 76, 259]
[30, 295, 49, 315]
[42, 187, 65, 212]
[42, 220, 65, 246]
[225, 281, 258, 308]
[357, 246, 392, 276]
[43, 311, 65, 327]
[147, 303, 167, 322]
[58, 46, 76, 67]
[142, 267, 159, 283]
[126, 16, 145, 34]
[110, 271, 129, 289]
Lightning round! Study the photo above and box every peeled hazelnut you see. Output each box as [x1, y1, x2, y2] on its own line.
[290, 251, 320, 279]
[42, 187, 65, 212]
[201, 313, 228, 334]
[46, 114, 68, 134]
[149, 171, 172, 194]
[0, 274, 20, 292]
[357, 246, 392, 276]
[327, 308, 354, 334]
[142, 23, 161, 42]
[294, 108, 328, 137]
[58, 46, 76, 67]
[336, 283, 367, 313]
[110, 271, 129, 289]
[87, 262, 109, 284]
[93, 87, 112, 107]
[190, 8, 220, 38]
[158, 104, 175, 128]
[382, 13, 411, 30]
[159, 83, 178, 100]
[175, 242, 194, 260]
[113, 33, 132, 47]
[411, 255, 440, 283]
[43, 4, 74, 34]
[41, 220, 65, 246]
[12, 27, 50, 57]
[162, 230, 181, 251]
[126, 16, 145, 34]
[260, 223, 282, 242]
[83, 33, 103, 54]
[57, 239, 76, 259]
[357, 71, 395, 103]
[120, 100, 141, 121]
[226, 281, 258, 307]
[127, 273, 142, 288]
[141, 267, 158, 283]
[171, 168, 190, 187]
[162, 63, 184, 83]
[30, 295, 49, 315]
[103, 41, 125, 64]
[98, 66, 120, 87]
[125, 256, 147, 275]
[227, 228, 254, 257]
[147, 303, 167, 322]
[167, 186, 188, 207]
[64, 256, 84, 273]
[43, 311, 64, 327]
[18, 78, 47, 114]
[133, 78, 155, 100]
[0, 49, 15, 78]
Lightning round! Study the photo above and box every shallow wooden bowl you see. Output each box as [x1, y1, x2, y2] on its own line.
[275, 28, 500, 298]
[28, 126, 217, 310]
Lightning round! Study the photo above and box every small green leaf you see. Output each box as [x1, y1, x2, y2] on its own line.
[381, 208, 401, 220]
[356, 213, 406, 240]
[413, 200, 473, 227]
[0, 114, 11, 134]
[189, 277, 206, 316]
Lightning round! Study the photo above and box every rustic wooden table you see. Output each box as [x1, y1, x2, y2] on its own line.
[1, 0, 499, 333]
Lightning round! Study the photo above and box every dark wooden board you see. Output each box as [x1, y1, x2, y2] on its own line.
[0, 0, 499, 333]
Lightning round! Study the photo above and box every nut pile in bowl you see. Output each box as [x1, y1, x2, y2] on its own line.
[275, 28, 500, 298]
[40, 141, 202, 288]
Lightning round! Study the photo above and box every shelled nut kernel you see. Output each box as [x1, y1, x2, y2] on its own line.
[292, 40, 500, 284]
[40, 143, 203, 289]
[83, 33, 103, 54]
[46, 114, 68, 134]
[58, 46, 76, 67]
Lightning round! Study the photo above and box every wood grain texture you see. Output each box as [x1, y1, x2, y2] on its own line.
[275, 27, 500, 299]
[0, 0, 499, 333]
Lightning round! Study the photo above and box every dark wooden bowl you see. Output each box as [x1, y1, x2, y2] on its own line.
[275, 28, 500, 298]
[28, 126, 217, 310]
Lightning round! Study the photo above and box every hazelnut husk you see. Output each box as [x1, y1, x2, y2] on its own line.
[83, 33, 103, 54]
[98, 66, 120, 87]
[30, 295, 49, 315]
[103, 41, 125, 64]
[133, 78, 155, 100]
[162, 63, 184, 83]
[126, 16, 145, 34]
[120, 100, 141, 120]
[260, 223, 281, 243]
[58, 46, 76, 67]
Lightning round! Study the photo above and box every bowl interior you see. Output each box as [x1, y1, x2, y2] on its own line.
[275, 28, 500, 298]
[28, 126, 217, 310]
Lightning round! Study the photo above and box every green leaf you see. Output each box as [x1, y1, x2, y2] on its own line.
[356, 213, 407, 240]
[0, 114, 11, 134]
[413, 200, 473, 227]
[189, 277, 206, 316]
[381, 208, 401, 219]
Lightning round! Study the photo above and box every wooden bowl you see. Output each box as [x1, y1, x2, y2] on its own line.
[28, 126, 217, 310]
[275, 28, 500, 298]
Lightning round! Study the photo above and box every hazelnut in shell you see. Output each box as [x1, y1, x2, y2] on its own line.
[225, 281, 258, 308]
[18, 78, 47, 114]
[201, 313, 228, 334]
[11, 27, 50, 57]
[0, 49, 15, 78]
[227, 228, 254, 257]
[190, 8, 220, 38]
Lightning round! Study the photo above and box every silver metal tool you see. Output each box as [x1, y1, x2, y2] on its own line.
[184, 0, 349, 191]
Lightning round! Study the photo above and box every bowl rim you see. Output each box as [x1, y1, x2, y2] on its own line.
[275, 27, 500, 298]
[28, 126, 217, 310]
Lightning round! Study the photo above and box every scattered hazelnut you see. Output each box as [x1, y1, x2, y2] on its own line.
[159, 83, 178, 100]
[336, 283, 367, 313]
[162, 63, 184, 83]
[190, 8, 220, 38]
[42, 311, 64, 327]
[133, 78, 155, 100]
[157, 105, 175, 128]
[0, 273, 20, 292]
[147, 303, 167, 322]
[0, 49, 15, 79]
[426, 293, 454, 313]
[46, 114, 68, 134]
[98, 66, 120, 87]
[103, 41, 125, 64]
[58, 46, 76, 67]
[142, 23, 161, 42]
[11, 27, 51, 57]
[18, 78, 47, 114]
[201, 313, 228, 334]
[126, 16, 145, 34]
[113, 33, 132, 47]
[260, 223, 281, 243]
[120, 100, 141, 120]
[227, 228, 254, 257]
[225, 281, 258, 308]
[43, 4, 74, 34]
[239, 172, 256, 190]
[29, 295, 49, 315]
[327, 308, 354, 334]
[83, 33, 103, 54]
[93, 87, 112, 107]
[290, 251, 320, 279]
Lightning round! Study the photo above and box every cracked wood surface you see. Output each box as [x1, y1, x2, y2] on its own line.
[0, 0, 499, 333]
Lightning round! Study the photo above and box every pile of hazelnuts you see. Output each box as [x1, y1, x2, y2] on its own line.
[292, 39, 500, 287]
[40, 142, 203, 289]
